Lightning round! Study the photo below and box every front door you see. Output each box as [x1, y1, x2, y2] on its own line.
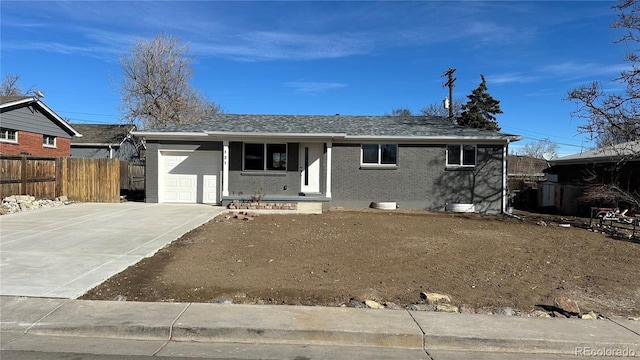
[300, 143, 323, 194]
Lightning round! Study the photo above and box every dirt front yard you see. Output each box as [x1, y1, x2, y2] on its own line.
[82, 209, 640, 316]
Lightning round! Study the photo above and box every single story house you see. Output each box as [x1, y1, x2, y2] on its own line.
[541, 140, 640, 215]
[133, 114, 521, 214]
[0, 96, 81, 157]
[71, 124, 145, 162]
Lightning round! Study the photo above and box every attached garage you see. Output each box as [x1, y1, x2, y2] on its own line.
[159, 150, 221, 204]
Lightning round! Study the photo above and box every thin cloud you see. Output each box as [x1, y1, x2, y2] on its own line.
[285, 81, 348, 94]
[537, 62, 629, 79]
[193, 30, 372, 61]
[488, 72, 541, 85]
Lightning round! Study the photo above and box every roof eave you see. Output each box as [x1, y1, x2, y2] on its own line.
[131, 131, 208, 140]
[0, 97, 35, 109]
[71, 142, 122, 147]
[1, 97, 82, 137]
[136, 130, 520, 143]
[344, 135, 521, 143]
[551, 156, 640, 165]
[205, 131, 346, 140]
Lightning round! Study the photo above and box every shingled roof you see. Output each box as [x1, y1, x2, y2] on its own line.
[0, 95, 32, 105]
[551, 140, 640, 164]
[143, 114, 520, 141]
[71, 124, 135, 145]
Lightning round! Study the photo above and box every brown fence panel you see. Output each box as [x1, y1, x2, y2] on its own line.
[120, 161, 129, 190]
[60, 157, 120, 203]
[0, 156, 22, 199]
[1, 156, 57, 199]
[25, 158, 57, 199]
[120, 161, 146, 192]
[129, 163, 145, 191]
[1, 155, 121, 202]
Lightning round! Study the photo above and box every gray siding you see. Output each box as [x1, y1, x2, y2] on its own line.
[144, 141, 223, 203]
[146, 139, 505, 212]
[71, 147, 110, 159]
[145, 142, 160, 203]
[331, 144, 504, 213]
[1, 105, 72, 138]
[117, 141, 142, 162]
[71, 141, 141, 162]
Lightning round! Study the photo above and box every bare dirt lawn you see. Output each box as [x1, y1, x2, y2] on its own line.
[82, 209, 640, 316]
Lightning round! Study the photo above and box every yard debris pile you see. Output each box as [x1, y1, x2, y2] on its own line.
[219, 211, 259, 222]
[81, 209, 640, 318]
[1, 195, 71, 215]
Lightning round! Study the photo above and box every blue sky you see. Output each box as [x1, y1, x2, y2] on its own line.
[0, 1, 628, 156]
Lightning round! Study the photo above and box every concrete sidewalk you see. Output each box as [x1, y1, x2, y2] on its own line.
[1, 296, 638, 359]
[0, 203, 226, 299]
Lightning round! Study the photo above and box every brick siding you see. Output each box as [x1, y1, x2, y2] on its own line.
[0, 130, 71, 157]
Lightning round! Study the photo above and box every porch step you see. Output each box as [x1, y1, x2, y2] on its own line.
[296, 202, 323, 214]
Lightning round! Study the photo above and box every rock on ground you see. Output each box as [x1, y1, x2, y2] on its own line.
[364, 300, 384, 309]
[1, 195, 69, 214]
[435, 304, 459, 313]
[554, 296, 580, 315]
[420, 292, 451, 304]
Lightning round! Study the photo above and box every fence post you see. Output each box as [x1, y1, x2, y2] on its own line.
[20, 156, 27, 195]
[55, 157, 65, 198]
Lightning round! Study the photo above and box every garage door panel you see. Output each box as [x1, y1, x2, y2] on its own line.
[160, 151, 221, 204]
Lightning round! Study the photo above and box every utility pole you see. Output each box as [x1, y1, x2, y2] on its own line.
[442, 68, 456, 121]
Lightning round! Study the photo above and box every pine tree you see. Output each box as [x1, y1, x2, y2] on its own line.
[457, 75, 502, 131]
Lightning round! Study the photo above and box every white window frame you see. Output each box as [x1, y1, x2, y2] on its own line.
[360, 144, 398, 167]
[243, 143, 287, 171]
[43, 135, 57, 148]
[446, 144, 477, 168]
[0, 128, 18, 143]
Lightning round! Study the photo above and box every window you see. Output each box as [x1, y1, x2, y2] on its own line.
[447, 144, 476, 167]
[0, 128, 17, 143]
[266, 144, 287, 170]
[43, 135, 56, 147]
[361, 144, 397, 165]
[244, 143, 287, 171]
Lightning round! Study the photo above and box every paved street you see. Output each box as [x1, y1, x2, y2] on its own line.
[0, 203, 225, 298]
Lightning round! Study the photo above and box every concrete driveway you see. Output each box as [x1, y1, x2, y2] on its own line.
[0, 202, 226, 299]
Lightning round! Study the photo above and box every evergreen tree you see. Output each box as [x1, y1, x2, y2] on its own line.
[457, 75, 502, 131]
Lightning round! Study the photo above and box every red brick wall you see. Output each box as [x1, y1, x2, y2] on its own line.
[0, 130, 71, 157]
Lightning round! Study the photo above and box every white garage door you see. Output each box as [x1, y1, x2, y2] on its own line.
[160, 151, 221, 204]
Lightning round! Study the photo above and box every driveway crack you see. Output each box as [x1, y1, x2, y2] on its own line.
[152, 302, 192, 356]
[406, 309, 434, 360]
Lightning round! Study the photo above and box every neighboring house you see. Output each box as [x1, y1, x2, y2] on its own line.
[0, 96, 81, 156]
[71, 124, 145, 162]
[541, 141, 640, 215]
[507, 155, 549, 210]
[133, 114, 521, 214]
[507, 155, 548, 182]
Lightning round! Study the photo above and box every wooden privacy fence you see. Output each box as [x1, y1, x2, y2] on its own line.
[0, 155, 121, 203]
[120, 161, 145, 192]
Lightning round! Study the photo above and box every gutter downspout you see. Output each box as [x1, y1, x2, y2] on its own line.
[502, 140, 509, 214]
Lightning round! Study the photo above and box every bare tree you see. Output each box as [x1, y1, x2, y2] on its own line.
[567, 0, 640, 148]
[387, 107, 413, 116]
[419, 98, 464, 118]
[517, 138, 559, 160]
[119, 34, 222, 129]
[1, 74, 34, 97]
[566, 0, 640, 208]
